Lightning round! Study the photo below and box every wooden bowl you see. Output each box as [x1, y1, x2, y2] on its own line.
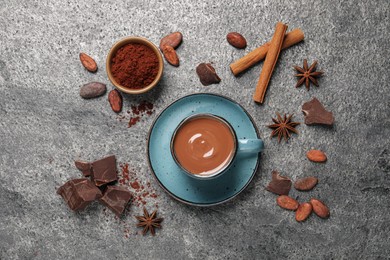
[106, 36, 164, 95]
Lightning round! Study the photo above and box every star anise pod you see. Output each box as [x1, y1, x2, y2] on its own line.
[135, 207, 163, 236]
[268, 113, 300, 143]
[294, 59, 323, 90]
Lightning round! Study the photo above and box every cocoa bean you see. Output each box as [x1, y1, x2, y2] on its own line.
[79, 53, 98, 72]
[162, 46, 179, 67]
[159, 32, 183, 50]
[108, 89, 123, 113]
[276, 195, 299, 211]
[294, 177, 318, 191]
[80, 82, 106, 99]
[295, 202, 313, 222]
[307, 150, 327, 163]
[310, 198, 330, 219]
[226, 32, 247, 49]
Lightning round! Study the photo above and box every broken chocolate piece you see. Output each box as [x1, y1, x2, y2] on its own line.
[57, 178, 102, 211]
[196, 63, 221, 86]
[75, 160, 92, 177]
[91, 155, 117, 186]
[302, 98, 334, 126]
[99, 186, 132, 217]
[266, 170, 292, 195]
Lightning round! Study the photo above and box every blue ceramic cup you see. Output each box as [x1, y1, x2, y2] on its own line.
[170, 113, 264, 180]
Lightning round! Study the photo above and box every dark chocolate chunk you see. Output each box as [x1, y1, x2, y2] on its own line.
[266, 170, 292, 195]
[302, 98, 334, 126]
[99, 186, 132, 217]
[57, 178, 102, 211]
[91, 155, 117, 186]
[196, 63, 221, 86]
[75, 160, 92, 177]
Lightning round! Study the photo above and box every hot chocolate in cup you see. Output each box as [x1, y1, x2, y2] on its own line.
[171, 114, 264, 179]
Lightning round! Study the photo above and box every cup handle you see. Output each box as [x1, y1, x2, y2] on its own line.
[237, 139, 264, 153]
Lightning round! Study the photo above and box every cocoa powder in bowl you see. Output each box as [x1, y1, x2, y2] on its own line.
[110, 42, 160, 90]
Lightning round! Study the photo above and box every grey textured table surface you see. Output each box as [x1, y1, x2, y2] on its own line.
[1, 0, 389, 259]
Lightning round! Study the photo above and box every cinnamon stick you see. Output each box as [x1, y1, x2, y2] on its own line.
[230, 29, 304, 76]
[253, 22, 288, 103]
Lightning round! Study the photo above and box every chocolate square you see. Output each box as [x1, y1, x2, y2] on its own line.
[91, 155, 117, 186]
[266, 170, 292, 195]
[74, 160, 92, 177]
[99, 186, 132, 217]
[57, 178, 102, 211]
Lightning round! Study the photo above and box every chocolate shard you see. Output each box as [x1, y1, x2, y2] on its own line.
[266, 170, 292, 195]
[196, 63, 221, 86]
[99, 186, 132, 217]
[302, 98, 334, 126]
[57, 178, 102, 211]
[91, 155, 118, 186]
[75, 160, 92, 177]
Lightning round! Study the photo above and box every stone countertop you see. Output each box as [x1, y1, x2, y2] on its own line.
[0, 0, 389, 259]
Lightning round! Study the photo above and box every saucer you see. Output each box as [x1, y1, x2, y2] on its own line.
[147, 93, 262, 206]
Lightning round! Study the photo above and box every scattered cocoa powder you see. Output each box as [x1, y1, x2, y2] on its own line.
[100, 162, 160, 238]
[130, 181, 141, 190]
[132, 101, 154, 115]
[116, 101, 155, 128]
[118, 163, 132, 185]
[118, 163, 159, 208]
[128, 117, 141, 127]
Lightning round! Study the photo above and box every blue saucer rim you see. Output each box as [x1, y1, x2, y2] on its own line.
[146, 93, 261, 207]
